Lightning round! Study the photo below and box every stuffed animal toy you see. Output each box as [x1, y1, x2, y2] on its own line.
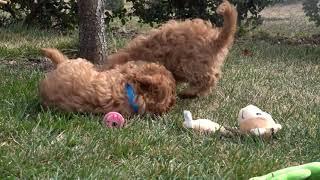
[0, 0, 8, 5]
[250, 162, 320, 180]
[183, 110, 227, 133]
[238, 104, 282, 137]
[183, 105, 281, 137]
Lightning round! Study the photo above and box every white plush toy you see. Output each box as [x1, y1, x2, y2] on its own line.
[0, 0, 8, 5]
[183, 110, 226, 133]
[238, 104, 282, 137]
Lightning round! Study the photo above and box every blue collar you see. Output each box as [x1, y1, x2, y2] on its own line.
[125, 83, 139, 113]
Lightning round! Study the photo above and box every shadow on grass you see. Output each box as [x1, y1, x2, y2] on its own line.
[236, 34, 320, 65]
[21, 98, 105, 122]
[249, 31, 320, 46]
[276, 0, 303, 6]
[263, 17, 290, 22]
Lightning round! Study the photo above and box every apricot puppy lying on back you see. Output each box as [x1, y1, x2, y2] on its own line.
[39, 48, 176, 116]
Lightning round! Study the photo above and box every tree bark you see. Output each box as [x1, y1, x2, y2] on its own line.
[78, 0, 107, 64]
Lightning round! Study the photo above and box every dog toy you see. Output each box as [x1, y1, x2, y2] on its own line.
[250, 162, 320, 180]
[0, 0, 8, 5]
[103, 112, 125, 128]
[238, 105, 282, 137]
[183, 110, 226, 133]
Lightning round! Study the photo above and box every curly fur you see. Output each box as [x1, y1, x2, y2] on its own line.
[39, 48, 176, 116]
[104, 0, 237, 98]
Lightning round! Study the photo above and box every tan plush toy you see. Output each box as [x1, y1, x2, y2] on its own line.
[182, 105, 282, 138]
[0, 0, 9, 5]
[238, 104, 282, 137]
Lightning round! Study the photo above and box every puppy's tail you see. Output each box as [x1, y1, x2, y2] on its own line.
[41, 48, 67, 65]
[213, 0, 238, 50]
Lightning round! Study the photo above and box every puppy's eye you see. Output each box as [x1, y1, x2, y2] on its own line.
[140, 84, 149, 91]
[256, 113, 262, 115]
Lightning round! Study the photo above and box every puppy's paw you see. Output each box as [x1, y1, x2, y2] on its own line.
[273, 124, 282, 132]
[250, 128, 267, 136]
[178, 88, 200, 99]
[178, 92, 198, 99]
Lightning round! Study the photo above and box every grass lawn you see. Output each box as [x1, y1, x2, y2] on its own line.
[1, 2, 320, 179]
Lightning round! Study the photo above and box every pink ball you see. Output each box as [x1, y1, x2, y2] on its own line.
[103, 112, 125, 128]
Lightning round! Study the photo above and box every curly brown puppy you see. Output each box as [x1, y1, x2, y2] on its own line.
[39, 48, 176, 116]
[105, 0, 237, 98]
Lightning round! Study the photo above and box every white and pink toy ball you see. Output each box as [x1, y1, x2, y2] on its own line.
[103, 112, 125, 128]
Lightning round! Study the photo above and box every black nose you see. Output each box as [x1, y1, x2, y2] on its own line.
[256, 113, 262, 115]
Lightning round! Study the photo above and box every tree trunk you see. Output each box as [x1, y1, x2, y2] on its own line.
[78, 0, 107, 64]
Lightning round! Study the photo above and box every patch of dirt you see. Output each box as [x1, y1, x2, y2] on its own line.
[279, 34, 320, 45]
[257, 1, 320, 38]
[251, 33, 320, 46]
[108, 26, 140, 39]
[261, 2, 306, 20]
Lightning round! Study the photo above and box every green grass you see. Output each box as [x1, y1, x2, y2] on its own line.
[1, 40, 319, 179]
[0, 24, 78, 59]
[1, 2, 320, 179]
[0, 21, 140, 59]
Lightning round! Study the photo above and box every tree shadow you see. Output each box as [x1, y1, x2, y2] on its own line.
[250, 31, 320, 46]
[272, 0, 304, 6]
[263, 17, 290, 22]
[19, 97, 103, 123]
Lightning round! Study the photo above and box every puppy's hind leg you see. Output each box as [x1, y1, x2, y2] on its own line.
[178, 74, 218, 98]
[178, 85, 206, 98]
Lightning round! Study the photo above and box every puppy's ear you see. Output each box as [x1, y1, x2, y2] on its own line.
[134, 74, 172, 115]
[135, 74, 168, 99]
[129, 66, 176, 114]
[135, 75, 158, 92]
